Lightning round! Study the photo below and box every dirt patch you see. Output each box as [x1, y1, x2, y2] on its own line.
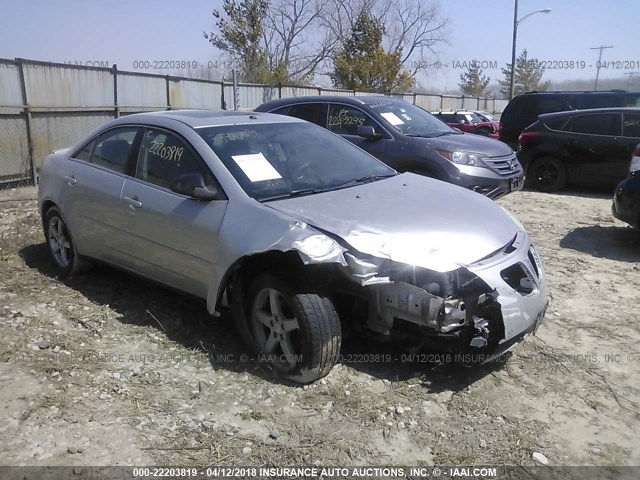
[0, 186, 639, 468]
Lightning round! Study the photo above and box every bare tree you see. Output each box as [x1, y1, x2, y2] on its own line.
[179, 64, 225, 82]
[262, 0, 334, 83]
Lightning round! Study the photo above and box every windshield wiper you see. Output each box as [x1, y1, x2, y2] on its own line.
[405, 131, 458, 138]
[260, 188, 329, 201]
[261, 173, 396, 201]
[335, 173, 397, 189]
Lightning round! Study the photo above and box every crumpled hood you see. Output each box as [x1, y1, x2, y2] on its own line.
[268, 173, 521, 272]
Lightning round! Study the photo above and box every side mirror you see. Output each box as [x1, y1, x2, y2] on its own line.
[170, 173, 220, 200]
[357, 125, 380, 140]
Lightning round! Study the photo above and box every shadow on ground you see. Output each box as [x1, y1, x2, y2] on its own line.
[560, 225, 640, 262]
[19, 242, 502, 391]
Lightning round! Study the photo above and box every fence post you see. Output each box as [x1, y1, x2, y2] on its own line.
[278, 82, 283, 99]
[232, 69, 238, 110]
[440, 95, 443, 110]
[221, 81, 226, 110]
[112, 64, 119, 118]
[16, 59, 37, 185]
[165, 75, 171, 110]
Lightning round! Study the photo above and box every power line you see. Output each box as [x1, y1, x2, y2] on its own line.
[590, 45, 613, 90]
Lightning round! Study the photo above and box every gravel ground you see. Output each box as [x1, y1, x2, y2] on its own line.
[0, 186, 638, 470]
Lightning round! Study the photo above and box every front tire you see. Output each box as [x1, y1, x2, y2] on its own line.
[245, 274, 341, 384]
[43, 207, 91, 275]
[527, 156, 567, 192]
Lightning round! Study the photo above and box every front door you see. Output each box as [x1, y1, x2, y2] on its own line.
[119, 127, 228, 298]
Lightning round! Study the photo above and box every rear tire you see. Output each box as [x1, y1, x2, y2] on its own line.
[243, 274, 341, 384]
[527, 156, 567, 193]
[43, 207, 92, 276]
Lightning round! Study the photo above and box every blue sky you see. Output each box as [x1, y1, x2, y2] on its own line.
[1, 0, 638, 91]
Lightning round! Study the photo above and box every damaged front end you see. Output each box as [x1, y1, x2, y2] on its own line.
[342, 230, 548, 361]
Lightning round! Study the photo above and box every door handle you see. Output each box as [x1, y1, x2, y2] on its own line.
[123, 196, 143, 209]
[64, 175, 77, 185]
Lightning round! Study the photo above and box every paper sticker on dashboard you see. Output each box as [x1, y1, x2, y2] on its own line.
[231, 152, 282, 182]
[380, 112, 405, 125]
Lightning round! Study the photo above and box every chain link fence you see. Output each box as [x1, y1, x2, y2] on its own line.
[0, 57, 508, 190]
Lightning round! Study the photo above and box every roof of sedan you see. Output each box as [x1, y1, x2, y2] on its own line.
[117, 109, 304, 128]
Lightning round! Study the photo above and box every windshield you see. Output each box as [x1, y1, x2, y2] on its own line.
[367, 100, 455, 137]
[465, 113, 484, 124]
[477, 111, 496, 122]
[197, 122, 396, 201]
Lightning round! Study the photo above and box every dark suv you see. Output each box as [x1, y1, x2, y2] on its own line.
[500, 90, 640, 148]
[255, 96, 523, 199]
[517, 107, 640, 192]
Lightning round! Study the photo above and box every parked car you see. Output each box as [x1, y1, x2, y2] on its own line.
[38, 110, 548, 383]
[431, 110, 500, 139]
[255, 96, 523, 199]
[517, 108, 640, 192]
[500, 90, 640, 148]
[612, 144, 640, 228]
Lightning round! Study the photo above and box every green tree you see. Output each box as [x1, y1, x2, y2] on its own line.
[499, 49, 550, 97]
[204, 0, 272, 83]
[458, 63, 490, 97]
[330, 10, 415, 93]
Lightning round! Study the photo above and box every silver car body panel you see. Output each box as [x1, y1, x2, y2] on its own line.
[38, 110, 547, 352]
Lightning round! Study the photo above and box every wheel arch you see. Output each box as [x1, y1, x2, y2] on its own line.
[393, 158, 442, 179]
[40, 199, 58, 221]
[211, 249, 344, 315]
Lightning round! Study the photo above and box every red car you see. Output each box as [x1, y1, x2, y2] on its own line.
[431, 110, 500, 139]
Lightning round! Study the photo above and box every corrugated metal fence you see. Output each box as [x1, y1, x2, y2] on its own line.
[0, 57, 508, 188]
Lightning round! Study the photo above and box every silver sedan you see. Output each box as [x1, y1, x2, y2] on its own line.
[38, 110, 548, 383]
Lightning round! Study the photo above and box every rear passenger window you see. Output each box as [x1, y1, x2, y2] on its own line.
[534, 97, 573, 115]
[581, 95, 618, 109]
[287, 103, 328, 127]
[136, 129, 216, 190]
[622, 94, 640, 107]
[90, 128, 140, 173]
[544, 118, 569, 131]
[271, 106, 290, 115]
[568, 114, 619, 136]
[623, 114, 640, 137]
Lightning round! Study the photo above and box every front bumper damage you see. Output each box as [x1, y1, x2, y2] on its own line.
[345, 231, 548, 361]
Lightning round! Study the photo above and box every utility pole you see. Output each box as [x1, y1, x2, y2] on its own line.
[590, 45, 613, 90]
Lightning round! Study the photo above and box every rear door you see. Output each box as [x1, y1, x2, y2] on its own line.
[64, 126, 143, 262]
[119, 127, 228, 298]
[621, 112, 640, 169]
[563, 113, 624, 185]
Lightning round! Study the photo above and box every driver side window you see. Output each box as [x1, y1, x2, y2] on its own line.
[327, 104, 377, 135]
[136, 129, 216, 190]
